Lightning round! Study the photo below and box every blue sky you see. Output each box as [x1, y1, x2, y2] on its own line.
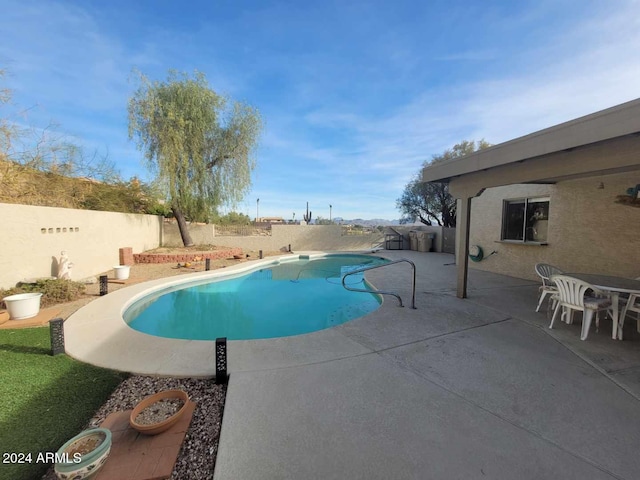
[2, 0, 640, 221]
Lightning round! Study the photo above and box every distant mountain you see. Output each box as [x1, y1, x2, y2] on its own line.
[337, 218, 404, 226]
[311, 217, 414, 226]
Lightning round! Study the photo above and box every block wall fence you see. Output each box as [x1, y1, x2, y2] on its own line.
[0, 204, 391, 289]
[162, 223, 387, 252]
[0, 203, 162, 289]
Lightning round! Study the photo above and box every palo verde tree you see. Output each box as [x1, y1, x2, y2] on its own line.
[396, 140, 490, 227]
[128, 70, 263, 246]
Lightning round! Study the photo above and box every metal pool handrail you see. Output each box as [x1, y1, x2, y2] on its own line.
[341, 259, 416, 309]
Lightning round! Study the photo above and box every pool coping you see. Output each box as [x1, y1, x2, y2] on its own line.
[63, 251, 386, 377]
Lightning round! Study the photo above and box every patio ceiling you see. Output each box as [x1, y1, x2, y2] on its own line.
[421, 97, 640, 298]
[423, 98, 640, 199]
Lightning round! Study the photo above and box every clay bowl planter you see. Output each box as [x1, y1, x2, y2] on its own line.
[129, 389, 189, 435]
[54, 428, 111, 480]
[2, 292, 43, 320]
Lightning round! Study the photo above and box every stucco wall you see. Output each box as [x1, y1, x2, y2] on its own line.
[0, 204, 162, 288]
[163, 223, 384, 251]
[467, 172, 640, 281]
[164, 222, 216, 246]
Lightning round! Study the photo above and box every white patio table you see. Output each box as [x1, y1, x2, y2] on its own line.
[565, 274, 640, 340]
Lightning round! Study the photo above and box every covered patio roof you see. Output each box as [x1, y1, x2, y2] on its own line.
[422, 98, 640, 298]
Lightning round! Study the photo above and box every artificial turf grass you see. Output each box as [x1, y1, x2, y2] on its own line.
[0, 327, 128, 480]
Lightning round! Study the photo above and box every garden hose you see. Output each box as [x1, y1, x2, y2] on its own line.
[468, 245, 498, 262]
[469, 245, 484, 262]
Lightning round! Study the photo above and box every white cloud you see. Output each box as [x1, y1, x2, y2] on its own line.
[4, 0, 640, 221]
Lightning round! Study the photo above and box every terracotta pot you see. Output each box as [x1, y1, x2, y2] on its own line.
[54, 428, 111, 479]
[129, 389, 189, 435]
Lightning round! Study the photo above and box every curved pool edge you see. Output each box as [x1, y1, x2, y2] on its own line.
[64, 251, 386, 377]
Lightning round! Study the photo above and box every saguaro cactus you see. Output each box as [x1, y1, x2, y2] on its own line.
[303, 202, 312, 223]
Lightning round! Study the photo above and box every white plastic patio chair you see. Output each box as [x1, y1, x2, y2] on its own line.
[549, 275, 612, 340]
[534, 263, 563, 313]
[620, 280, 640, 334]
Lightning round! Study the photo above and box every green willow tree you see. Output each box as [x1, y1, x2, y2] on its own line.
[128, 70, 263, 246]
[397, 140, 490, 227]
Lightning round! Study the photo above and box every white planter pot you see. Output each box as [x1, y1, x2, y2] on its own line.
[3, 293, 43, 320]
[113, 265, 130, 280]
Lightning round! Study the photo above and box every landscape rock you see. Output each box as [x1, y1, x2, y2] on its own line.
[42, 375, 226, 480]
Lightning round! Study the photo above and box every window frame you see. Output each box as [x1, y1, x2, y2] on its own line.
[500, 196, 550, 245]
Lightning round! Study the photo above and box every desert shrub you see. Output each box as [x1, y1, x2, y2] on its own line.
[1, 279, 86, 308]
[214, 211, 252, 225]
[0, 160, 170, 216]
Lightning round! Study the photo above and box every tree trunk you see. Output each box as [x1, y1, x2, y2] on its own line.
[172, 206, 194, 247]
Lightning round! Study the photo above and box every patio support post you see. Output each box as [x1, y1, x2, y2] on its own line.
[456, 196, 472, 299]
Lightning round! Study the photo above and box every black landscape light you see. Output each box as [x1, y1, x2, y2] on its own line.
[49, 318, 65, 355]
[215, 337, 228, 384]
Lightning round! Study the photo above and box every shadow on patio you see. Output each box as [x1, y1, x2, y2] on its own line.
[379, 250, 640, 397]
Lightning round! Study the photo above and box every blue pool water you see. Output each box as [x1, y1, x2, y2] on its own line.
[124, 254, 387, 340]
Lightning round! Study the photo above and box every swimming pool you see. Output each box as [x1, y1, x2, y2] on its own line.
[124, 254, 387, 341]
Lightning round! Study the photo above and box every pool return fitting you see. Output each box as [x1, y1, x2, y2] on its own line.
[341, 258, 417, 309]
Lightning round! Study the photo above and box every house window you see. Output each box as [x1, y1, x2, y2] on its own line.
[502, 197, 549, 243]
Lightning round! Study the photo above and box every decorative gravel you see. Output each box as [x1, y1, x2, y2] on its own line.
[42, 375, 227, 480]
[134, 397, 185, 425]
[40, 250, 245, 479]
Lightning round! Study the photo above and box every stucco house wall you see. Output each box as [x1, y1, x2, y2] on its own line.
[0, 203, 162, 289]
[467, 172, 640, 281]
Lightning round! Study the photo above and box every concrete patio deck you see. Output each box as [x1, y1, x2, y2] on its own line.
[214, 250, 640, 480]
